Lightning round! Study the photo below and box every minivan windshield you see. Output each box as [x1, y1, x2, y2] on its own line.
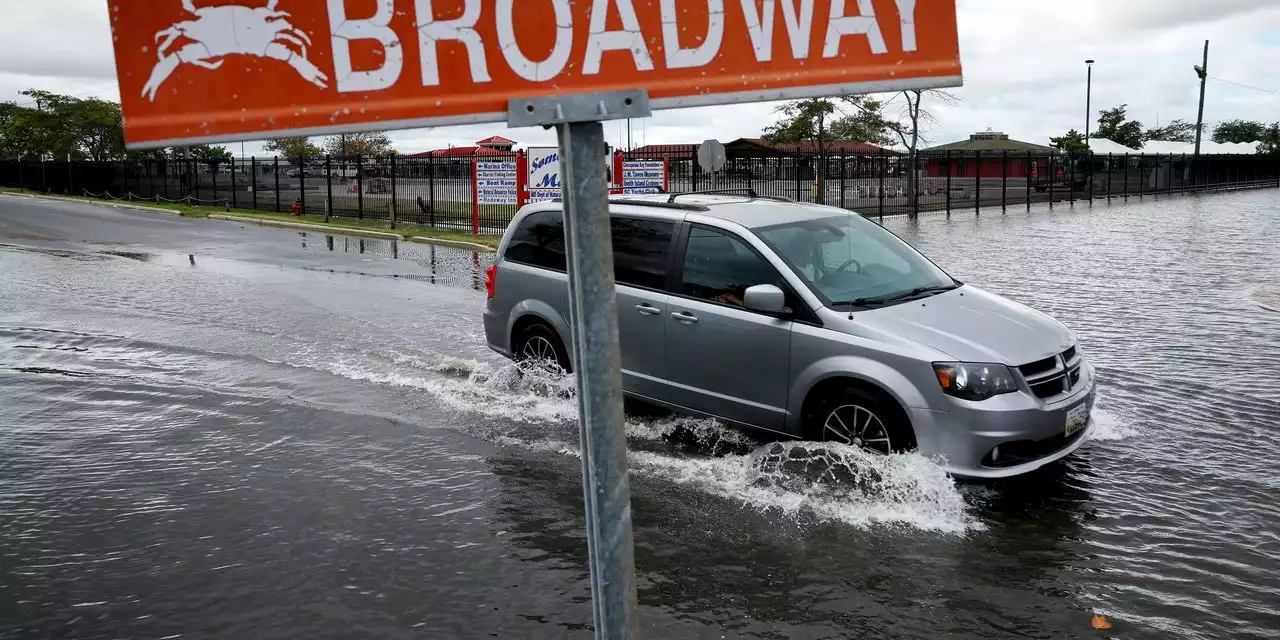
[755, 214, 956, 308]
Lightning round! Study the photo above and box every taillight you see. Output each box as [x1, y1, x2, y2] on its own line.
[484, 264, 496, 299]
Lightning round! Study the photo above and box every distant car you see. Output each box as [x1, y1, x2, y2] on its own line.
[285, 168, 321, 178]
[483, 193, 1096, 479]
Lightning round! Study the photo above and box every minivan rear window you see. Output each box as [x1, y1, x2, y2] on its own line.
[504, 212, 673, 289]
[504, 210, 566, 271]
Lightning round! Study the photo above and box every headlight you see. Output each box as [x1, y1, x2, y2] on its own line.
[932, 362, 1019, 401]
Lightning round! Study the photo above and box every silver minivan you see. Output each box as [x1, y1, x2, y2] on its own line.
[483, 193, 1096, 478]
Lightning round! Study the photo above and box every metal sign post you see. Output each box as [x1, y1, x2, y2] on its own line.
[509, 89, 651, 639]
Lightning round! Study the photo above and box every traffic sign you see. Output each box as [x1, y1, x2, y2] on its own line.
[698, 139, 727, 173]
[107, 0, 962, 148]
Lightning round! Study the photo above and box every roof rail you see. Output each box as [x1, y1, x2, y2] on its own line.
[607, 198, 709, 211]
[665, 189, 795, 204]
[667, 188, 757, 203]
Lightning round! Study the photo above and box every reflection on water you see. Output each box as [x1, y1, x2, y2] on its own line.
[297, 232, 491, 291]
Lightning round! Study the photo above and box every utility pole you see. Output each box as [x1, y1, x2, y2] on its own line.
[625, 119, 632, 151]
[1194, 40, 1209, 157]
[1084, 60, 1094, 152]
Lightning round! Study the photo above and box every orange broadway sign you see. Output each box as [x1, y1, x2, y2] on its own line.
[108, 0, 962, 147]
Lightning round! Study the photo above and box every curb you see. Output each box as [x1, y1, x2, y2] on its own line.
[405, 236, 495, 252]
[205, 214, 403, 240]
[3, 191, 496, 251]
[1, 191, 184, 216]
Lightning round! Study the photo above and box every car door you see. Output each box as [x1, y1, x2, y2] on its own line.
[610, 216, 677, 399]
[663, 224, 793, 431]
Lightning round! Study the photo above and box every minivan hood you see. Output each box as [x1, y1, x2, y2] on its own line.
[855, 286, 1073, 365]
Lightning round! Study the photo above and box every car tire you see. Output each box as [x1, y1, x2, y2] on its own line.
[514, 323, 572, 374]
[806, 386, 916, 454]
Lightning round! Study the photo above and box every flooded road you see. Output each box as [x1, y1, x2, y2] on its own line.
[2, 192, 1278, 639]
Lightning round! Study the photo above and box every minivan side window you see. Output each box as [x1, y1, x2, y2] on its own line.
[680, 226, 783, 308]
[611, 218, 675, 289]
[504, 210, 566, 271]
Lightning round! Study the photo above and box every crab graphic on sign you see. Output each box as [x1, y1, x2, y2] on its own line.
[142, 0, 328, 101]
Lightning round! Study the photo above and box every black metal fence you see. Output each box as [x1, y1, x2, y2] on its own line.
[2, 150, 1277, 234]
[632, 149, 1280, 218]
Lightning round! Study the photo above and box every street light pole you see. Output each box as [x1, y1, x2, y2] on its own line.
[1193, 40, 1209, 157]
[1085, 59, 1095, 152]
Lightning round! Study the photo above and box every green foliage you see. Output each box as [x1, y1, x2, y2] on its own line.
[264, 137, 323, 160]
[1211, 120, 1268, 144]
[0, 90, 126, 160]
[1091, 104, 1145, 149]
[1049, 129, 1088, 153]
[762, 96, 891, 147]
[1144, 118, 1199, 144]
[324, 132, 394, 157]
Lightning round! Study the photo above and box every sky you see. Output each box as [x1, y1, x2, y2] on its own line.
[2, 0, 1278, 156]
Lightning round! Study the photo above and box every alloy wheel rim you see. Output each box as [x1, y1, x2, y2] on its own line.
[823, 404, 893, 454]
[521, 336, 557, 365]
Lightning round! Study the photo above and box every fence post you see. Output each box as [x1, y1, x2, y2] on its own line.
[1068, 153, 1075, 206]
[878, 150, 886, 219]
[839, 150, 847, 209]
[1105, 153, 1112, 202]
[1025, 151, 1031, 211]
[428, 154, 437, 227]
[1001, 150, 1008, 212]
[974, 150, 981, 216]
[1048, 154, 1055, 208]
[1123, 153, 1129, 200]
[299, 156, 307, 216]
[273, 156, 281, 212]
[794, 154, 801, 201]
[17, 157, 24, 192]
[389, 153, 398, 230]
[41, 158, 48, 193]
[230, 156, 238, 209]
[325, 155, 333, 222]
[944, 150, 952, 216]
[1167, 155, 1173, 196]
[146, 159, 154, 199]
[67, 159, 73, 194]
[250, 157, 257, 209]
[912, 152, 920, 218]
[356, 154, 364, 219]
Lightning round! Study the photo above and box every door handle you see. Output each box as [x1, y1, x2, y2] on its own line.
[671, 311, 699, 324]
[634, 304, 661, 316]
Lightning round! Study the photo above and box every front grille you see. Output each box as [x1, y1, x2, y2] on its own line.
[1019, 356, 1057, 378]
[1018, 344, 1081, 401]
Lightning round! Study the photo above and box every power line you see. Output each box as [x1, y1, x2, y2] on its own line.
[1209, 75, 1280, 96]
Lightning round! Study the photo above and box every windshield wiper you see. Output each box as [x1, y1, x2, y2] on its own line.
[839, 284, 960, 308]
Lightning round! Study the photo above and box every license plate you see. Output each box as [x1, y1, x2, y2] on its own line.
[1065, 403, 1090, 437]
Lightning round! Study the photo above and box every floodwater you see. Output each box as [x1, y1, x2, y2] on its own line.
[1, 191, 1278, 639]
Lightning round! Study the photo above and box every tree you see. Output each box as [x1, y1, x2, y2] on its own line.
[1049, 129, 1088, 154]
[1091, 104, 1144, 149]
[1212, 120, 1268, 144]
[323, 132, 393, 157]
[880, 89, 958, 209]
[264, 136, 322, 161]
[1144, 118, 1199, 144]
[190, 145, 232, 161]
[762, 96, 890, 203]
[0, 90, 127, 160]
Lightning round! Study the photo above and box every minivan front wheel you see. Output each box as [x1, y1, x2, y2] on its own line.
[806, 386, 915, 455]
[514, 323, 572, 374]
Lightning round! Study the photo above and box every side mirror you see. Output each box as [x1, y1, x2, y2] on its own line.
[744, 284, 788, 314]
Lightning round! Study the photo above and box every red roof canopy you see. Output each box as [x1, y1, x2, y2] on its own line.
[476, 135, 516, 145]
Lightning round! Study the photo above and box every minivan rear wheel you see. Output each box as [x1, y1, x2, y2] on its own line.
[806, 386, 915, 455]
[514, 323, 572, 374]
